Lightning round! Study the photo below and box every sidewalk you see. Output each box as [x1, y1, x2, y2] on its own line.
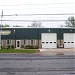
[39, 48, 75, 56]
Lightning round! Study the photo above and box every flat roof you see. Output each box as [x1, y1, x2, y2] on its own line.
[1, 27, 75, 29]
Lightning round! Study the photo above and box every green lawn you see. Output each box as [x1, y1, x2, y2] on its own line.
[0, 49, 40, 53]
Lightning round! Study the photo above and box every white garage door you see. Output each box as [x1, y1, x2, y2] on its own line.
[64, 33, 75, 48]
[41, 33, 57, 48]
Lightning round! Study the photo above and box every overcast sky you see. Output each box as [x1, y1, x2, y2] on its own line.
[0, 0, 75, 27]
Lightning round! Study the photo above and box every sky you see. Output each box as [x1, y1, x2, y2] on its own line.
[0, 0, 75, 27]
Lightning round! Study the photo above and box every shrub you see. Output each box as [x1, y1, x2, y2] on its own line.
[7, 45, 11, 49]
[11, 45, 14, 49]
[7, 45, 14, 49]
[25, 45, 34, 49]
[25, 45, 29, 49]
[0, 46, 3, 49]
[29, 45, 34, 49]
[1, 46, 7, 49]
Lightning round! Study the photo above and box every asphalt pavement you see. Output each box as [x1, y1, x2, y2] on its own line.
[0, 53, 75, 75]
[0, 48, 75, 75]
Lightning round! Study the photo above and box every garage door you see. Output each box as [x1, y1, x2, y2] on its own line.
[41, 33, 57, 48]
[64, 33, 75, 48]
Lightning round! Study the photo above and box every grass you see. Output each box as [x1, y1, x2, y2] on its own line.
[0, 49, 40, 53]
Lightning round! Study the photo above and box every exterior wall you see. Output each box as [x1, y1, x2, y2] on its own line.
[2, 40, 16, 48]
[35, 40, 38, 46]
[1, 28, 75, 49]
[21, 40, 24, 47]
[23, 40, 31, 46]
[33, 40, 35, 46]
[39, 40, 41, 48]
[57, 40, 60, 47]
[24, 40, 28, 46]
[57, 39, 64, 48]
[33, 40, 41, 48]
[1, 38, 73, 49]
[1, 40, 3, 46]
[1, 39, 40, 48]
[12, 40, 15, 47]
[61, 40, 64, 46]
[2, 40, 7, 48]
[28, 40, 31, 45]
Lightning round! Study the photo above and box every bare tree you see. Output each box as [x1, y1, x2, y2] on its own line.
[31, 20, 42, 27]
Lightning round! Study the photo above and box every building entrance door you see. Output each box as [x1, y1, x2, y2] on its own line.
[16, 40, 21, 48]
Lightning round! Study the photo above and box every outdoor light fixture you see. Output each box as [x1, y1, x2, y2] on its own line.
[48, 30, 50, 32]
[70, 30, 72, 32]
[14, 30, 15, 32]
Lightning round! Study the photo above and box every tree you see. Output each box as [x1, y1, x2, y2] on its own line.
[65, 16, 75, 27]
[0, 24, 3, 27]
[0, 24, 10, 27]
[4, 24, 10, 27]
[30, 20, 42, 27]
[13, 25, 21, 27]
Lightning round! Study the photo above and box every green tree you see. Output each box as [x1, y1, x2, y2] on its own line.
[65, 16, 75, 27]
[0, 24, 3, 27]
[0, 24, 10, 27]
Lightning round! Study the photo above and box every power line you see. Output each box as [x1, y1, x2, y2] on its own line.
[0, 13, 74, 16]
[0, 3, 73, 6]
[0, 20, 74, 22]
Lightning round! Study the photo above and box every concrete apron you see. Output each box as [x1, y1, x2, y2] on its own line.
[39, 48, 75, 56]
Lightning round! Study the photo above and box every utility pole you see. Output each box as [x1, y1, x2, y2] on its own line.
[0, 10, 3, 49]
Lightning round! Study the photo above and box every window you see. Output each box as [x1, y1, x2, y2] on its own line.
[7, 40, 12, 45]
[54, 42, 56, 43]
[31, 40, 33, 45]
[24, 40, 28, 46]
[30, 40, 35, 46]
[42, 42, 45, 43]
[31, 40, 35, 46]
[46, 42, 48, 43]
[50, 42, 52, 43]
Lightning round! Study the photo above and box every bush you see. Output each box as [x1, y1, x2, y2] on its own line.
[7, 45, 14, 49]
[0, 46, 2, 49]
[1, 46, 8, 49]
[11, 45, 14, 49]
[25, 45, 34, 49]
[7, 45, 11, 49]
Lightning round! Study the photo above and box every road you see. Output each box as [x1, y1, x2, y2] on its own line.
[0, 54, 75, 75]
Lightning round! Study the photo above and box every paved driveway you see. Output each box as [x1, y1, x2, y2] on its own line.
[39, 48, 75, 56]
